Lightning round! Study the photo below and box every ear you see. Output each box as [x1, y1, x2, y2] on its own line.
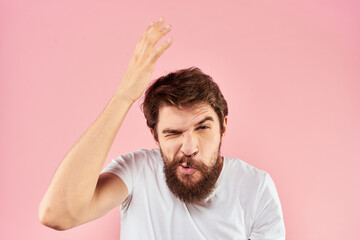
[150, 128, 159, 146]
[221, 116, 228, 139]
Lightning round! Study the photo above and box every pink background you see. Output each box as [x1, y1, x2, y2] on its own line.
[1, 0, 359, 239]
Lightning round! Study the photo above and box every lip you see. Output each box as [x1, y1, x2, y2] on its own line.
[179, 165, 196, 175]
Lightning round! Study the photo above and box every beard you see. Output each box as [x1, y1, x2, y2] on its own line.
[160, 145, 223, 203]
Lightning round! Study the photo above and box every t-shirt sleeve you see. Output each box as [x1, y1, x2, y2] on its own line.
[101, 150, 148, 195]
[249, 173, 286, 240]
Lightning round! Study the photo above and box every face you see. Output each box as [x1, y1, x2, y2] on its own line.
[152, 103, 227, 203]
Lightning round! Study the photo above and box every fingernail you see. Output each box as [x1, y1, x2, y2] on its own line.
[165, 24, 171, 29]
[157, 17, 163, 23]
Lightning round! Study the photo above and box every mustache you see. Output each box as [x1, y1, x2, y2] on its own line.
[174, 156, 209, 173]
[176, 156, 196, 166]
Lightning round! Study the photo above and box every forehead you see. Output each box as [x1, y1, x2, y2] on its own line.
[157, 103, 219, 129]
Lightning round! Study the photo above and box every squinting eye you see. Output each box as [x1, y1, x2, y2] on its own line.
[165, 133, 181, 137]
[197, 126, 209, 131]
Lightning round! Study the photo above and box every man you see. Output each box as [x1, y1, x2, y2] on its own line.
[39, 17, 285, 239]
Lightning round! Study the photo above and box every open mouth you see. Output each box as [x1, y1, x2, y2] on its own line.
[180, 163, 196, 175]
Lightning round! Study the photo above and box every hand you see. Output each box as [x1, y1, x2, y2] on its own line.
[117, 17, 173, 102]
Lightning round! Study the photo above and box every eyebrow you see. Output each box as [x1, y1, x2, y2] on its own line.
[161, 116, 214, 135]
[196, 116, 214, 126]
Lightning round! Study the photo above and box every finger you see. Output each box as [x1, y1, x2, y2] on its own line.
[133, 20, 159, 54]
[137, 18, 163, 47]
[136, 18, 166, 50]
[133, 18, 170, 61]
[147, 21, 155, 30]
[138, 23, 171, 60]
[159, 24, 172, 37]
[146, 22, 172, 50]
[146, 17, 165, 35]
[150, 37, 173, 63]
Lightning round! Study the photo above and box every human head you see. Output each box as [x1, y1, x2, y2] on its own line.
[142, 67, 228, 202]
[142, 67, 228, 141]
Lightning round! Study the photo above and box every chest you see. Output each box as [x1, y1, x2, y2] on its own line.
[120, 170, 253, 240]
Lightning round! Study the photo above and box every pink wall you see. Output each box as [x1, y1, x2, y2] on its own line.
[1, 0, 359, 239]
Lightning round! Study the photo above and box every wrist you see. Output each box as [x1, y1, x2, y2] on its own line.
[112, 89, 136, 105]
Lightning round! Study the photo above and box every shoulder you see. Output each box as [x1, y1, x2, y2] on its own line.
[101, 149, 162, 193]
[223, 157, 269, 183]
[222, 157, 281, 204]
[112, 148, 161, 164]
[115, 148, 160, 160]
[221, 157, 276, 200]
[102, 148, 162, 175]
[112, 148, 162, 167]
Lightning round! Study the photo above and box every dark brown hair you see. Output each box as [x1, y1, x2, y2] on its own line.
[142, 67, 228, 140]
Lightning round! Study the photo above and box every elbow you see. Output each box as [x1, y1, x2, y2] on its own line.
[38, 204, 75, 231]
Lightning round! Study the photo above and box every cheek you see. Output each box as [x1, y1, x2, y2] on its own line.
[199, 132, 221, 149]
[160, 139, 182, 159]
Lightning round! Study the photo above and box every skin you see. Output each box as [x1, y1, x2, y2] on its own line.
[39, 17, 173, 230]
[152, 104, 227, 185]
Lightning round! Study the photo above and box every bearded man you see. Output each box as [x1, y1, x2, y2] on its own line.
[39, 17, 285, 240]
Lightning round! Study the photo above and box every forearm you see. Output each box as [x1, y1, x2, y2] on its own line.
[39, 88, 133, 224]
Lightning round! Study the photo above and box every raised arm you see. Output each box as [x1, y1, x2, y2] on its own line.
[39, 17, 173, 230]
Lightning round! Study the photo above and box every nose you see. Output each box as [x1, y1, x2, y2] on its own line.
[180, 132, 198, 157]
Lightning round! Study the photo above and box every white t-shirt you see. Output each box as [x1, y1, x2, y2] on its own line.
[102, 148, 285, 240]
